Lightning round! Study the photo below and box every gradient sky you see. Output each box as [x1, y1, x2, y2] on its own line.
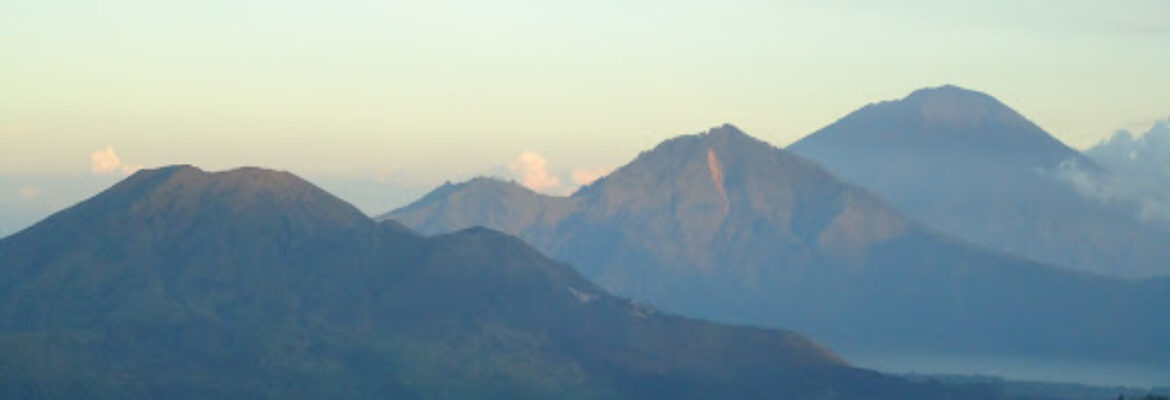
[2, 0, 1168, 234]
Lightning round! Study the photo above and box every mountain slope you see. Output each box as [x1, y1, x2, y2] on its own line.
[788, 85, 1170, 278]
[384, 125, 1170, 365]
[0, 165, 994, 399]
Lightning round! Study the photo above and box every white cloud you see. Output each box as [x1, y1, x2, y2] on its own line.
[507, 151, 562, 193]
[505, 153, 613, 195]
[1075, 118, 1170, 225]
[90, 146, 141, 175]
[90, 146, 120, 173]
[571, 167, 612, 186]
[1055, 158, 1170, 225]
[17, 185, 43, 200]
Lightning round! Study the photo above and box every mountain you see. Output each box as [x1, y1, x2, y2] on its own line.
[0, 165, 999, 399]
[384, 125, 1170, 366]
[788, 85, 1170, 278]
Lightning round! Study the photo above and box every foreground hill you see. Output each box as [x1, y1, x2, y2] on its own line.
[788, 85, 1170, 278]
[0, 165, 994, 399]
[385, 125, 1170, 365]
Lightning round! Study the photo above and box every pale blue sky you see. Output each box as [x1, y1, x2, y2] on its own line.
[1, 0, 1168, 234]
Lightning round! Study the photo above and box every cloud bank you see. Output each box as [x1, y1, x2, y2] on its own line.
[507, 151, 562, 193]
[505, 152, 613, 195]
[90, 146, 142, 175]
[1061, 119, 1170, 224]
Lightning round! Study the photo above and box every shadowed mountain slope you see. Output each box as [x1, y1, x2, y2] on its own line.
[0, 165, 998, 399]
[788, 85, 1170, 278]
[385, 124, 1170, 365]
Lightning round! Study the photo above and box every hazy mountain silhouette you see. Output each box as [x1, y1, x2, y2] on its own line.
[788, 85, 1170, 278]
[0, 165, 1000, 399]
[385, 125, 1170, 365]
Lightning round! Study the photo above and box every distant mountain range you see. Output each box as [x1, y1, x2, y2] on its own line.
[385, 124, 1170, 365]
[788, 85, 1170, 278]
[0, 166, 1000, 399]
[4, 85, 1166, 397]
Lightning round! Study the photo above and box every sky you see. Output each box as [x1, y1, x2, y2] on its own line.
[2, 0, 1168, 236]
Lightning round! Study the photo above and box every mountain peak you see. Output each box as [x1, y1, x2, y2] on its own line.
[383, 175, 568, 236]
[118, 164, 319, 196]
[465, 176, 533, 192]
[691, 123, 772, 151]
[125, 165, 356, 208]
[788, 89, 1170, 278]
[17, 165, 372, 244]
[614, 124, 830, 188]
[904, 84, 994, 101]
[792, 86, 1087, 169]
[620, 124, 778, 169]
[702, 123, 748, 139]
[897, 85, 1023, 128]
[390, 176, 544, 217]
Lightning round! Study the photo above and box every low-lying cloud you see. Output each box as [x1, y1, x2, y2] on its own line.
[90, 146, 141, 175]
[505, 152, 613, 195]
[1060, 118, 1170, 225]
[508, 151, 562, 193]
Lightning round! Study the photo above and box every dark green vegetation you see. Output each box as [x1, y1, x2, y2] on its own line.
[0, 166, 1002, 399]
[385, 125, 1170, 365]
[789, 85, 1170, 278]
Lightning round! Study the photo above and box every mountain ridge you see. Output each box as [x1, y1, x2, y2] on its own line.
[0, 164, 1003, 399]
[802, 85, 1092, 167]
[386, 123, 1170, 366]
